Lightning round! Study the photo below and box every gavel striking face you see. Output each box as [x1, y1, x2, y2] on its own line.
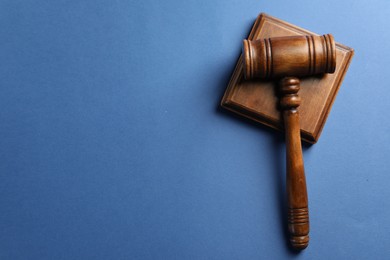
[242, 34, 336, 250]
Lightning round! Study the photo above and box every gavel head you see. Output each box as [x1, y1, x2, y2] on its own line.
[243, 34, 336, 79]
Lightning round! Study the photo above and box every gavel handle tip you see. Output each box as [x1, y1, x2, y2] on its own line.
[290, 235, 309, 250]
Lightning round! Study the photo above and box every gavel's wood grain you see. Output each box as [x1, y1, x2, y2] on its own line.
[243, 34, 336, 79]
[221, 13, 354, 143]
[280, 78, 309, 249]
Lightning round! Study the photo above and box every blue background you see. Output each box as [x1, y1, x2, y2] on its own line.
[0, 0, 389, 259]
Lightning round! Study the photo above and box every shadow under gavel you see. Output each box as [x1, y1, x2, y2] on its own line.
[242, 34, 336, 250]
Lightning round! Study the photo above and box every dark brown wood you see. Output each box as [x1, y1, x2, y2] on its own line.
[221, 13, 354, 143]
[220, 13, 354, 250]
[279, 77, 309, 249]
[241, 30, 337, 250]
[243, 34, 336, 79]
[240, 27, 338, 250]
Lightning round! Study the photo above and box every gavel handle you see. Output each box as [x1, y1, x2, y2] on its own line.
[280, 77, 309, 250]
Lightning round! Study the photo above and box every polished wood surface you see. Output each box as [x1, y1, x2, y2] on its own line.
[279, 78, 309, 249]
[243, 34, 336, 79]
[241, 31, 336, 250]
[221, 13, 354, 250]
[221, 13, 354, 143]
[242, 31, 328, 248]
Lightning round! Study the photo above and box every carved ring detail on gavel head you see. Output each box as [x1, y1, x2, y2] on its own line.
[242, 34, 336, 79]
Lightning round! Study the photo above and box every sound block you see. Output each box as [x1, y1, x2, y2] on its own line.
[221, 13, 354, 143]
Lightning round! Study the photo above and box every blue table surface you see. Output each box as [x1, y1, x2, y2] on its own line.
[0, 1, 389, 259]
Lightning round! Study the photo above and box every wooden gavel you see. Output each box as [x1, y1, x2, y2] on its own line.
[242, 34, 336, 249]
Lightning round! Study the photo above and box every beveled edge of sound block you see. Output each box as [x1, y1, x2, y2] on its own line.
[221, 13, 354, 143]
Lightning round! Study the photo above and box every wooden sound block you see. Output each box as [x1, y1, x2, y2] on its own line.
[221, 13, 354, 143]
